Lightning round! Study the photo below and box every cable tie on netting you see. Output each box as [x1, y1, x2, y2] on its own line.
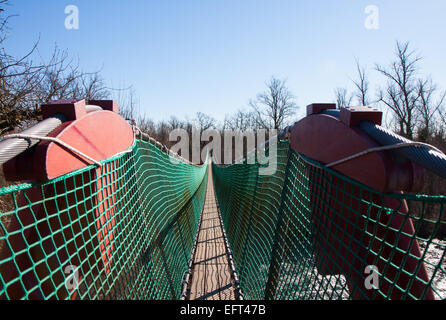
[325, 142, 444, 168]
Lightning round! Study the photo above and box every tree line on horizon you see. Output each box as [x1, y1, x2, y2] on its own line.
[0, 1, 445, 237]
[2, 0, 444, 149]
[1, 1, 446, 218]
[1, 2, 445, 159]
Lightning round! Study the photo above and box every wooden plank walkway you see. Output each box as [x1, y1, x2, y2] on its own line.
[186, 165, 237, 300]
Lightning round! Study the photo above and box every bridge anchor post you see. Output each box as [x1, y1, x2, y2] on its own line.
[288, 104, 434, 300]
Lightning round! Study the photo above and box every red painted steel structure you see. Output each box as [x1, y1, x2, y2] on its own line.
[1, 100, 133, 299]
[290, 104, 434, 300]
[0, 100, 437, 300]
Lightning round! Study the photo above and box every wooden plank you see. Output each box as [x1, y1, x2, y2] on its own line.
[187, 164, 237, 300]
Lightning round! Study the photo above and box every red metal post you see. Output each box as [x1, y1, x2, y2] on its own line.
[289, 104, 434, 300]
[1, 100, 134, 299]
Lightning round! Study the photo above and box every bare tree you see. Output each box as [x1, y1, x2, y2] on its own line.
[79, 72, 109, 101]
[0, 3, 112, 133]
[249, 77, 297, 130]
[137, 114, 156, 135]
[195, 112, 216, 131]
[352, 59, 370, 106]
[440, 109, 446, 129]
[375, 41, 423, 139]
[116, 86, 139, 120]
[168, 116, 186, 130]
[334, 87, 353, 109]
[33, 48, 109, 103]
[224, 109, 259, 131]
[416, 77, 446, 141]
[0, 1, 47, 131]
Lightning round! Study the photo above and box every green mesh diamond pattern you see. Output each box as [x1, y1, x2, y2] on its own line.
[1, 135, 446, 300]
[0, 139, 207, 300]
[212, 141, 446, 300]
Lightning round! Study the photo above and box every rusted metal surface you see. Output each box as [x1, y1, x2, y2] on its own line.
[187, 166, 237, 300]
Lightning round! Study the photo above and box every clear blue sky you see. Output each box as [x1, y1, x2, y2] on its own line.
[4, 0, 446, 123]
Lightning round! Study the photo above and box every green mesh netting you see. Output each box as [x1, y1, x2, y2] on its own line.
[1, 135, 446, 300]
[0, 139, 207, 300]
[213, 140, 446, 300]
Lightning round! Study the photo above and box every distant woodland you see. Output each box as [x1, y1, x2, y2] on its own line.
[1, 1, 445, 209]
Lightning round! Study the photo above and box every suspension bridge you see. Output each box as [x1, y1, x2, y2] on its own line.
[0, 100, 445, 300]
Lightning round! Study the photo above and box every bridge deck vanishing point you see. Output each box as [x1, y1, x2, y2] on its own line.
[186, 165, 238, 300]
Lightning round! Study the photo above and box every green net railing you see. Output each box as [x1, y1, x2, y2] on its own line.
[2, 133, 446, 301]
[0, 139, 207, 300]
[212, 140, 446, 300]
